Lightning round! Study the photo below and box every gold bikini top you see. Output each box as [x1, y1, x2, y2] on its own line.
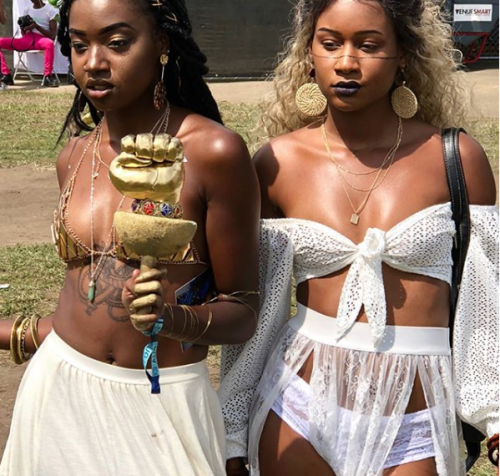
[52, 168, 206, 266]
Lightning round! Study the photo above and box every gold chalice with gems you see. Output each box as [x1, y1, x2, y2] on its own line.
[109, 133, 197, 317]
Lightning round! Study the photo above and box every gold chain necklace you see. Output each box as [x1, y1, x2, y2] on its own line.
[88, 123, 125, 302]
[87, 103, 172, 302]
[323, 126, 392, 175]
[324, 118, 403, 193]
[94, 103, 171, 173]
[321, 117, 403, 225]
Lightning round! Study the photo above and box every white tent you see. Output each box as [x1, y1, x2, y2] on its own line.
[12, 0, 68, 75]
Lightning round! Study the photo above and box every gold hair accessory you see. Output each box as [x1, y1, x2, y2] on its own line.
[154, 54, 169, 111]
[295, 78, 327, 117]
[165, 13, 178, 23]
[391, 73, 418, 119]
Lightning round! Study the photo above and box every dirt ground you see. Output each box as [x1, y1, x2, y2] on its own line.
[0, 70, 498, 456]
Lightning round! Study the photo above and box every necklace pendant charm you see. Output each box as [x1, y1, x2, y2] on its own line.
[88, 280, 96, 302]
[350, 213, 360, 225]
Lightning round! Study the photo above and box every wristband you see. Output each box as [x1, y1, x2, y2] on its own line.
[142, 317, 164, 394]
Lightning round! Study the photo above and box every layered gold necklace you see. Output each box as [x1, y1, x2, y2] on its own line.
[321, 117, 403, 225]
[87, 104, 172, 302]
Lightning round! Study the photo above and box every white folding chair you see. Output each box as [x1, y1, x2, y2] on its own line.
[12, 32, 60, 84]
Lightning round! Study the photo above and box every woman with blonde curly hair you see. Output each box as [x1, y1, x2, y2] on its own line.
[219, 1, 499, 475]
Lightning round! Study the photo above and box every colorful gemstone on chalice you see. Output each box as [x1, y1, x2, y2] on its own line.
[132, 199, 141, 213]
[160, 203, 173, 217]
[142, 201, 155, 215]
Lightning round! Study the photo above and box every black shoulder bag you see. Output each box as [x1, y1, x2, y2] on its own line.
[442, 127, 485, 472]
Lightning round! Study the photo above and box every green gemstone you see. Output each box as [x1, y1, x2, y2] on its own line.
[88, 281, 96, 302]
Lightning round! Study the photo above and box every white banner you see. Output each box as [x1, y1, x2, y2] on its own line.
[454, 4, 493, 22]
[12, 0, 68, 75]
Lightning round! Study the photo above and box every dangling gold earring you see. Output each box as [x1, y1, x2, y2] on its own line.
[154, 53, 169, 111]
[295, 68, 327, 117]
[391, 70, 418, 119]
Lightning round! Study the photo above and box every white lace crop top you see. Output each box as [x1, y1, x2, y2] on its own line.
[218, 203, 499, 459]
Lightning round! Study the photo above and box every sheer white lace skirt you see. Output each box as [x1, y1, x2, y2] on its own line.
[248, 304, 465, 476]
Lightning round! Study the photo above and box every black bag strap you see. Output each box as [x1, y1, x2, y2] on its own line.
[441, 128, 484, 472]
[441, 127, 470, 335]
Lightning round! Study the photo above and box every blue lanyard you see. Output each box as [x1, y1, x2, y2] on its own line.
[142, 317, 164, 394]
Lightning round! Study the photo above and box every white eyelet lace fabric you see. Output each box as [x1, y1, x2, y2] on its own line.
[218, 203, 499, 465]
[453, 206, 499, 438]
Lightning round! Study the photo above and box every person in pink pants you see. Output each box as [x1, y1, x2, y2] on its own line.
[0, 0, 59, 88]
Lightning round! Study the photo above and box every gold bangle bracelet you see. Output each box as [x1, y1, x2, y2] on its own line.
[30, 314, 41, 351]
[10, 316, 25, 365]
[191, 307, 213, 343]
[18, 317, 33, 363]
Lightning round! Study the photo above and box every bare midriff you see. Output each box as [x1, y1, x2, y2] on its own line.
[52, 260, 210, 369]
[296, 263, 450, 414]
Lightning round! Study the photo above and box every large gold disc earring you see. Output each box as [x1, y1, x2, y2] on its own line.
[295, 73, 327, 117]
[154, 53, 169, 111]
[391, 79, 418, 119]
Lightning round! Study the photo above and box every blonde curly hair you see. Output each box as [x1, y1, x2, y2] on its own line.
[260, 0, 470, 140]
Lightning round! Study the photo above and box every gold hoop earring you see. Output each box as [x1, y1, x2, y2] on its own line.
[295, 71, 327, 117]
[391, 73, 418, 119]
[154, 53, 169, 111]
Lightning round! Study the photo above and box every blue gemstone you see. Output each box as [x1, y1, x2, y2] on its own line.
[160, 203, 173, 217]
[132, 200, 140, 213]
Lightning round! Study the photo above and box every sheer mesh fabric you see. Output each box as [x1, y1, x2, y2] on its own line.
[271, 361, 436, 469]
[218, 204, 499, 467]
[248, 326, 461, 475]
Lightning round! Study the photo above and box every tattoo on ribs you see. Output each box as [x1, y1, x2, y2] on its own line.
[78, 258, 137, 321]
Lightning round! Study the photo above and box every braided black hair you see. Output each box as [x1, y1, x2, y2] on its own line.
[57, 0, 222, 140]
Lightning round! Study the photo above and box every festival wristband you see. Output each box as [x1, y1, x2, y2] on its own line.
[142, 317, 165, 394]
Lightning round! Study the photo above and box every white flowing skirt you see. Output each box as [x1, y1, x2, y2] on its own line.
[248, 304, 465, 476]
[0, 331, 226, 476]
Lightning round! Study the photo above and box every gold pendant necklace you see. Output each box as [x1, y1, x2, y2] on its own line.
[321, 117, 403, 225]
[88, 104, 172, 302]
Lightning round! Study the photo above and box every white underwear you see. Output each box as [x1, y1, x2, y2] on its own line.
[271, 368, 436, 469]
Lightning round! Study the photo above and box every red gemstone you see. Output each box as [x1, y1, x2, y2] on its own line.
[143, 201, 155, 215]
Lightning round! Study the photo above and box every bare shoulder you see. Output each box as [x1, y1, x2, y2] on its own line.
[458, 131, 497, 205]
[253, 127, 314, 218]
[179, 111, 251, 170]
[254, 127, 310, 177]
[55, 135, 89, 190]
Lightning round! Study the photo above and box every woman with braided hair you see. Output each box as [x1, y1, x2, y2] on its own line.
[219, 0, 498, 475]
[0, 0, 259, 474]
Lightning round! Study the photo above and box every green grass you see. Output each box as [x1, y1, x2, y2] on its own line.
[469, 119, 500, 177]
[0, 92, 74, 167]
[0, 244, 65, 318]
[0, 93, 262, 167]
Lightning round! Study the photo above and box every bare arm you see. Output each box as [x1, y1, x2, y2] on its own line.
[124, 126, 261, 345]
[25, 18, 57, 40]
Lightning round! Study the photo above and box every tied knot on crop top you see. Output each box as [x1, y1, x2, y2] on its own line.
[270, 203, 456, 347]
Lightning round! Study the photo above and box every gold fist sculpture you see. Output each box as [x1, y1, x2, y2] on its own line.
[109, 133, 184, 203]
[108, 133, 197, 259]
